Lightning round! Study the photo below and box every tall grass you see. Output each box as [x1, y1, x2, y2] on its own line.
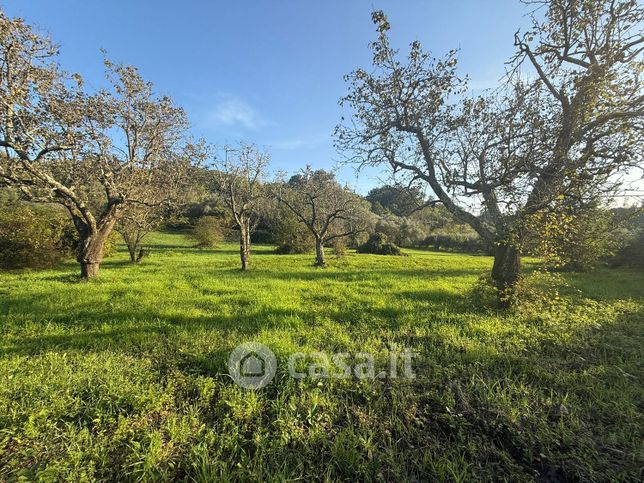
[0, 232, 641, 481]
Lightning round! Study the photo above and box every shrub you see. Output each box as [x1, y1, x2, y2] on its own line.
[251, 229, 273, 244]
[271, 208, 314, 254]
[609, 230, 644, 269]
[331, 237, 348, 257]
[357, 233, 401, 255]
[422, 231, 489, 254]
[274, 238, 313, 254]
[524, 206, 626, 272]
[375, 214, 427, 247]
[192, 216, 225, 248]
[0, 204, 73, 269]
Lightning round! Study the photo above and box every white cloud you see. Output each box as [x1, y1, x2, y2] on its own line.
[209, 96, 264, 130]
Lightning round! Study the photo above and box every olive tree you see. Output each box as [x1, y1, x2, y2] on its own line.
[337, 3, 643, 302]
[212, 143, 269, 271]
[274, 168, 374, 266]
[0, 11, 198, 278]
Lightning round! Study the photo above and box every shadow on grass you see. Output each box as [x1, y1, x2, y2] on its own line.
[404, 305, 643, 481]
[0, 306, 304, 357]
[0, 284, 480, 358]
[255, 267, 481, 283]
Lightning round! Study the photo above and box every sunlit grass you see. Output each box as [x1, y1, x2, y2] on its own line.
[0, 232, 642, 481]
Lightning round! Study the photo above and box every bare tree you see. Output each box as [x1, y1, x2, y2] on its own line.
[337, 3, 643, 302]
[115, 204, 166, 263]
[274, 167, 374, 266]
[0, 11, 200, 278]
[212, 143, 269, 271]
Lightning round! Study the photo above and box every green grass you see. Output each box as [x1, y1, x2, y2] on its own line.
[0, 232, 642, 481]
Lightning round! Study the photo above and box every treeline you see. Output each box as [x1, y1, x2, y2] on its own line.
[2, 167, 642, 274]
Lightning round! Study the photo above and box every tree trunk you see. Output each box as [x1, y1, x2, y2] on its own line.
[80, 260, 100, 279]
[77, 234, 107, 279]
[77, 222, 116, 280]
[120, 230, 145, 264]
[491, 241, 521, 306]
[127, 241, 137, 263]
[240, 224, 250, 271]
[315, 237, 326, 266]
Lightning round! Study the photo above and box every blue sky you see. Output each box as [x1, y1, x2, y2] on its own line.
[3, 0, 530, 193]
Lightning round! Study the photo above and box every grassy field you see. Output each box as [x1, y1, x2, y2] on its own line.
[0, 232, 642, 481]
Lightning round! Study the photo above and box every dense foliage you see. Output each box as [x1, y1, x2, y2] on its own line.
[0, 204, 72, 269]
[357, 232, 402, 256]
[270, 206, 315, 254]
[192, 216, 226, 248]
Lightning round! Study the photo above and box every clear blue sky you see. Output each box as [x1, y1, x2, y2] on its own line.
[2, 0, 530, 193]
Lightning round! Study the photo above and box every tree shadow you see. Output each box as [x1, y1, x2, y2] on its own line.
[403, 303, 643, 481]
[256, 267, 480, 283]
[0, 280, 479, 359]
[0, 304, 311, 357]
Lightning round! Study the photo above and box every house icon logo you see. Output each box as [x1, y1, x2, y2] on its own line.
[241, 352, 265, 376]
[228, 342, 277, 389]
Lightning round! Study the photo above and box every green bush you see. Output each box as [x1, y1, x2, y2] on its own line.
[524, 206, 626, 272]
[251, 228, 273, 244]
[422, 232, 489, 254]
[0, 204, 73, 269]
[192, 216, 225, 248]
[271, 208, 314, 254]
[274, 237, 313, 254]
[610, 230, 644, 269]
[331, 237, 348, 257]
[357, 233, 401, 255]
[375, 214, 427, 247]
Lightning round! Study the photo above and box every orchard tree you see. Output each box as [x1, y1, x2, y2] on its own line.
[0, 12, 199, 278]
[212, 143, 269, 271]
[274, 168, 374, 266]
[337, 3, 643, 303]
[116, 204, 166, 263]
[116, 164, 203, 263]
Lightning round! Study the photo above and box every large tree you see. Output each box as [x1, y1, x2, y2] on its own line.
[366, 183, 428, 216]
[212, 143, 269, 271]
[274, 168, 374, 266]
[337, 2, 643, 302]
[0, 11, 198, 278]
